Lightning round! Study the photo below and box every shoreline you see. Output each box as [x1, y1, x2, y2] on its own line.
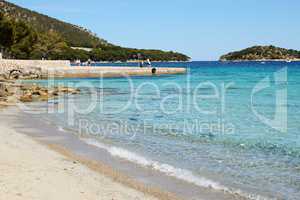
[0, 62, 266, 200]
[0, 105, 245, 200]
[0, 106, 179, 200]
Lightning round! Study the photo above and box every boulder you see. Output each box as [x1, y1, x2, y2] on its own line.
[0, 80, 80, 106]
[57, 87, 80, 94]
[39, 93, 50, 101]
[9, 69, 23, 79]
[19, 93, 33, 102]
[49, 89, 59, 96]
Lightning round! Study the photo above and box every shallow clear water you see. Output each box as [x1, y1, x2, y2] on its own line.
[28, 61, 300, 199]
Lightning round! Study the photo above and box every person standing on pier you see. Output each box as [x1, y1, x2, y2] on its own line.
[146, 59, 152, 67]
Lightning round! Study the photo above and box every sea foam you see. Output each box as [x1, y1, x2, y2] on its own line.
[81, 138, 271, 200]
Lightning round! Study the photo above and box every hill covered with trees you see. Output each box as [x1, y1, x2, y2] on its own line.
[220, 46, 300, 61]
[0, 0, 190, 61]
[0, 0, 108, 48]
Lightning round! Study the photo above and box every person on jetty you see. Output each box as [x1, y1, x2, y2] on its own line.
[139, 59, 152, 68]
[145, 58, 152, 67]
[87, 59, 92, 66]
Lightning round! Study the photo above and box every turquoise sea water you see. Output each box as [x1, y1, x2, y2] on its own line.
[30, 61, 300, 199]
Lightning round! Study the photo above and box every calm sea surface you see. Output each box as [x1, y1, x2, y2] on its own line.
[30, 61, 300, 200]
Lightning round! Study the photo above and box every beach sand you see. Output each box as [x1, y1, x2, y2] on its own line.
[0, 122, 159, 200]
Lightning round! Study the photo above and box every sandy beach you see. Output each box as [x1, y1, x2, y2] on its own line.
[0, 120, 159, 200]
[0, 60, 188, 200]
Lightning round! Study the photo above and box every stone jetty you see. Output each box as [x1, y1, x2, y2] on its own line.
[0, 59, 186, 79]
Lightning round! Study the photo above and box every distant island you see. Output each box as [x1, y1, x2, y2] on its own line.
[220, 45, 300, 61]
[0, 0, 190, 62]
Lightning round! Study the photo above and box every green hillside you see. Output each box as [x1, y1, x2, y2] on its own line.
[0, 0, 190, 61]
[220, 45, 300, 61]
[0, 0, 108, 47]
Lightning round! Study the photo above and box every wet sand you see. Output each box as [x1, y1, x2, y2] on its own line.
[0, 114, 162, 200]
[0, 105, 245, 200]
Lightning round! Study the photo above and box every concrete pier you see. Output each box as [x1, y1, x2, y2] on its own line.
[0, 59, 186, 79]
[45, 66, 187, 78]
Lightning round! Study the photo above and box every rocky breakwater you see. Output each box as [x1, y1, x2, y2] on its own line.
[0, 78, 80, 107]
[0, 60, 79, 107]
[0, 81, 80, 106]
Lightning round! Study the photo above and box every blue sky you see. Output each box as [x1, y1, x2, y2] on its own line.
[9, 0, 300, 60]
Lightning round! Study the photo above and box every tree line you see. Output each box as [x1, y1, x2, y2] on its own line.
[220, 45, 300, 61]
[0, 12, 189, 62]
